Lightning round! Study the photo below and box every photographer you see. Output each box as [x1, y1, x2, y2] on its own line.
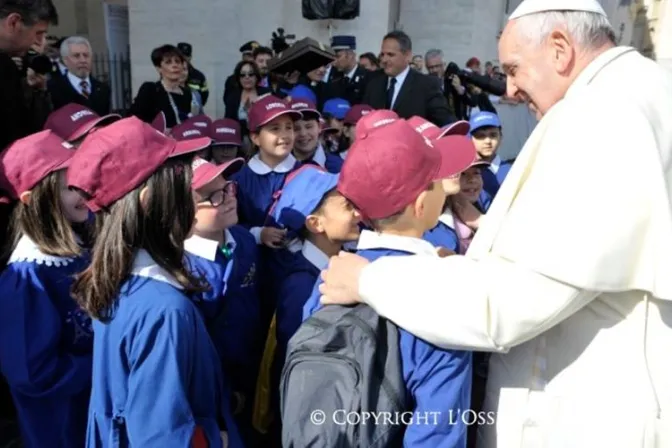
[446, 61, 502, 115]
[0, 0, 58, 150]
[425, 49, 476, 121]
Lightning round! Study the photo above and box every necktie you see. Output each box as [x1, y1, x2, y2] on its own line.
[386, 77, 397, 109]
[80, 80, 90, 98]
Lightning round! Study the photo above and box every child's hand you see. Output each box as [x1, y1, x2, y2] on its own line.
[436, 246, 456, 258]
[261, 227, 287, 248]
[452, 195, 482, 230]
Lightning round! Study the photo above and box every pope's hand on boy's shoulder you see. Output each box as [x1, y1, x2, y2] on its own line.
[319, 251, 369, 306]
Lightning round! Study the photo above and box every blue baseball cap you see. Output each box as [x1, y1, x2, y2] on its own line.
[288, 84, 317, 105]
[270, 166, 338, 232]
[469, 111, 501, 133]
[323, 98, 351, 120]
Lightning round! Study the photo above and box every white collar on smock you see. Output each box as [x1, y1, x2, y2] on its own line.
[131, 249, 184, 289]
[183, 229, 236, 262]
[356, 230, 437, 256]
[248, 153, 296, 175]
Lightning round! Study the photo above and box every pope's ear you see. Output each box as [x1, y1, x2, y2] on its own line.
[19, 191, 31, 205]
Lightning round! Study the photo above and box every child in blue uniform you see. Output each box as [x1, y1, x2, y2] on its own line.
[0, 131, 93, 448]
[271, 166, 360, 367]
[290, 99, 343, 173]
[67, 117, 243, 447]
[469, 111, 512, 198]
[184, 156, 261, 443]
[303, 119, 475, 447]
[231, 95, 302, 247]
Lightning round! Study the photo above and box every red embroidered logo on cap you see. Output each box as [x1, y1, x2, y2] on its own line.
[216, 127, 236, 135]
[266, 102, 285, 110]
[292, 102, 309, 109]
[182, 130, 202, 137]
[193, 122, 209, 128]
[415, 122, 436, 133]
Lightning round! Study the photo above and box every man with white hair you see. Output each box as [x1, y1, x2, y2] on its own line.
[48, 35, 110, 115]
[317, 0, 672, 446]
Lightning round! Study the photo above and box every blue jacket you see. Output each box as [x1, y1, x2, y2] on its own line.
[423, 212, 459, 252]
[85, 250, 242, 448]
[303, 232, 472, 447]
[0, 236, 92, 448]
[299, 145, 343, 174]
[185, 226, 262, 397]
[480, 157, 513, 199]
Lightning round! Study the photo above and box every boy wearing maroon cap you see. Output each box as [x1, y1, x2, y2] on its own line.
[339, 104, 373, 160]
[67, 117, 243, 447]
[300, 120, 474, 447]
[290, 99, 343, 173]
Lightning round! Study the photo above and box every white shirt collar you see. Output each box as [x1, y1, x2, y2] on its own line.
[356, 230, 437, 256]
[312, 144, 327, 168]
[183, 230, 237, 262]
[346, 64, 358, 80]
[438, 208, 456, 229]
[66, 71, 91, 95]
[488, 155, 502, 174]
[131, 249, 184, 289]
[247, 153, 297, 175]
[390, 65, 411, 88]
[301, 240, 330, 270]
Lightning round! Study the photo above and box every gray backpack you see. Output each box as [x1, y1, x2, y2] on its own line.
[280, 303, 408, 447]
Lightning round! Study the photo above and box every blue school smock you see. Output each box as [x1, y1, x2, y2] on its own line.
[85, 250, 242, 448]
[232, 153, 300, 244]
[0, 236, 92, 448]
[423, 211, 460, 252]
[275, 241, 328, 365]
[299, 144, 343, 174]
[480, 155, 513, 198]
[303, 231, 472, 448]
[184, 226, 262, 398]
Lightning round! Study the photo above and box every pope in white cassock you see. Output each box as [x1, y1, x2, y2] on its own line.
[318, 0, 672, 446]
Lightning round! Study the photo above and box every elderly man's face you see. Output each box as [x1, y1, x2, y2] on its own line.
[499, 21, 572, 119]
[426, 56, 445, 78]
[64, 43, 92, 79]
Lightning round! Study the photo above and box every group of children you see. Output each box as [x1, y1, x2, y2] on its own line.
[0, 87, 510, 447]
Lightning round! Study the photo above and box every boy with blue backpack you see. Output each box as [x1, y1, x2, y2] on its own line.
[285, 118, 476, 447]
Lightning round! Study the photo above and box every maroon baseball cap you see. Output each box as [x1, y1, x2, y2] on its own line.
[354, 109, 399, 135]
[151, 112, 167, 134]
[183, 114, 212, 130]
[44, 103, 120, 143]
[247, 95, 301, 131]
[407, 116, 471, 140]
[211, 118, 242, 146]
[290, 98, 321, 120]
[171, 121, 212, 142]
[338, 120, 476, 220]
[0, 130, 74, 203]
[67, 117, 211, 212]
[191, 156, 244, 190]
[344, 104, 374, 126]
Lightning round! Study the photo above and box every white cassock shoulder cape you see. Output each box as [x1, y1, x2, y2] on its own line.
[358, 47, 672, 447]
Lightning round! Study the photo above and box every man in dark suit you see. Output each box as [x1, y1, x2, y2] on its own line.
[323, 35, 369, 105]
[363, 31, 454, 126]
[48, 36, 110, 115]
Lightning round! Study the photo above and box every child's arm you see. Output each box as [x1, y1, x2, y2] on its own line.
[403, 334, 473, 447]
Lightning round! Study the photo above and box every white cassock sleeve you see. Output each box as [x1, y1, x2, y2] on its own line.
[359, 253, 599, 352]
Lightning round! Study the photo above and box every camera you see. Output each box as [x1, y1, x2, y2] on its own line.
[23, 49, 53, 75]
[271, 28, 296, 55]
[446, 62, 506, 97]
